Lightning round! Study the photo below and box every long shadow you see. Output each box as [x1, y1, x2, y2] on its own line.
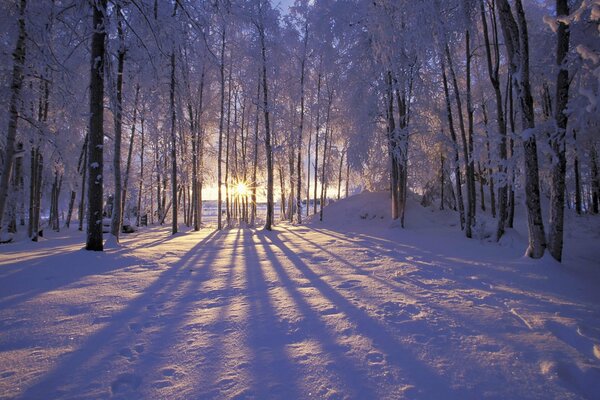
[112, 228, 244, 399]
[242, 229, 303, 398]
[281, 226, 418, 293]
[0, 245, 148, 311]
[307, 226, 587, 319]
[16, 229, 225, 399]
[265, 231, 467, 399]
[176, 229, 244, 397]
[255, 232, 380, 398]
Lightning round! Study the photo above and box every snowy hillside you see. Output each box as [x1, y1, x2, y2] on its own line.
[1, 192, 600, 399]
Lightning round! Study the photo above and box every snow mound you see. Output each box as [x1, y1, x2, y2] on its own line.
[307, 191, 460, 232]
[306, 191, 391, 227]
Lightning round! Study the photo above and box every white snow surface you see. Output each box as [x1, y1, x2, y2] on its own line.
[1, 192, 600, 399]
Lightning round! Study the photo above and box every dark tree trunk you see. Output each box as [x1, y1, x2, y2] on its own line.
[0, 0, 27, 231]
[170, 51, 177, 235]
[86, 0, 107, 251]
[259, 22, 274, 230]
[548, 0, 571, 262]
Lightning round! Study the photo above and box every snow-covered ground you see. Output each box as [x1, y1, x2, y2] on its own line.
[1, 192, 599, 399]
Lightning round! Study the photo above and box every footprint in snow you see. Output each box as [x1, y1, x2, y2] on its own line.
[366, 352, 385, 364]
[320, 307, 340, 316]
[337, 280, 362, 289]
[119, 348, 135, 361]
[110, 373, 141, 395]
[1, 371, 15, 379]
[128, 323, 142, 333]
[152, 380, 173, 389]
[376, 301, 420, 325]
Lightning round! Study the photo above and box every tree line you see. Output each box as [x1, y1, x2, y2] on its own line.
[0, 0, 598, 262]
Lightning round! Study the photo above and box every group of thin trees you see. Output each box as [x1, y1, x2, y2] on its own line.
[0, 0, 598, 263]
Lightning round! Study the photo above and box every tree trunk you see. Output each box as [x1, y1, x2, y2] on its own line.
[313, 71, 322, 215]
[446, 43, 472, 238]
[345, 154, 350, 198]
[497, 0, 546, 258]
[170, 51, 178, 235]
[137, 115, 145, 226]
[548, 0, 570, 262]
[86, 0, 107, 251]
[0, 0, 27, 231]
[122, 84, 140, 228]
[481, 0, 508, 240]
[217, 28, 226, 230]
[478, 163, 486, 212]
[110, 7, 125, 242]
[591, 146, 599, 214]
[441, 60, 466, 230]
[259, 22, 274, 230]
[225, 56, 233, 227]
[337, 149, 344, 200]
[573, 131, 582, 215]
[66, 190, 76, 228]
[297, 22, 308, 224]
[251, 73, 260, 225]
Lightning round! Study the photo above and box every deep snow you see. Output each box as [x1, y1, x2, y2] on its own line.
[1, 192, 599, 399]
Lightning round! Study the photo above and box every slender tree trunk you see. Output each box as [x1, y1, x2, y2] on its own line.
[386, 72, 399, 220]
[313, 72, 322, 215]
[590, 146, 599, 214]
[137, 115, 145, 227]
[297, 23, 308, 224]
[0, 0, 27, 231]
[573, 131, 582, 215]
[122, 84, 139, 227]
[337, 149, 344, 200]
[86, 0, 107, 251]
[217, 28, 226, 230]
[31, 152, 43, 241]
[478, 163, 486, 212]
[251, 74, 260, 225]
[548, 0, 570, 262]
[481, 0, 508, 240]
[225, 58, 233, 227]
[110, 9, 125, 242]
[170, 51, 178, 235]
[440, 154, 445, 210]
[465, 30, 476, 223]
[259, 23, 274, 230]
[345, 154, 350, 198]
[319, 90, 333, 222]
[441, 60, 466, 230]
[481, 102, 496, 218]
[446, 43, 472, 238]
[66, 190, 76, 228]
[78, 138, 88, 231]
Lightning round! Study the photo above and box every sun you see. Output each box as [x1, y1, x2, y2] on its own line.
[234, 181, 249, 197]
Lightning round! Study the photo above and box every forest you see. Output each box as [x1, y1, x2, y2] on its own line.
[1, 0, 599, 399]
[0, 0, 598, 259]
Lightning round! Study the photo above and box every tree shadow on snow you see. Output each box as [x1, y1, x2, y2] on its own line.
[14, 229, 226, 399]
